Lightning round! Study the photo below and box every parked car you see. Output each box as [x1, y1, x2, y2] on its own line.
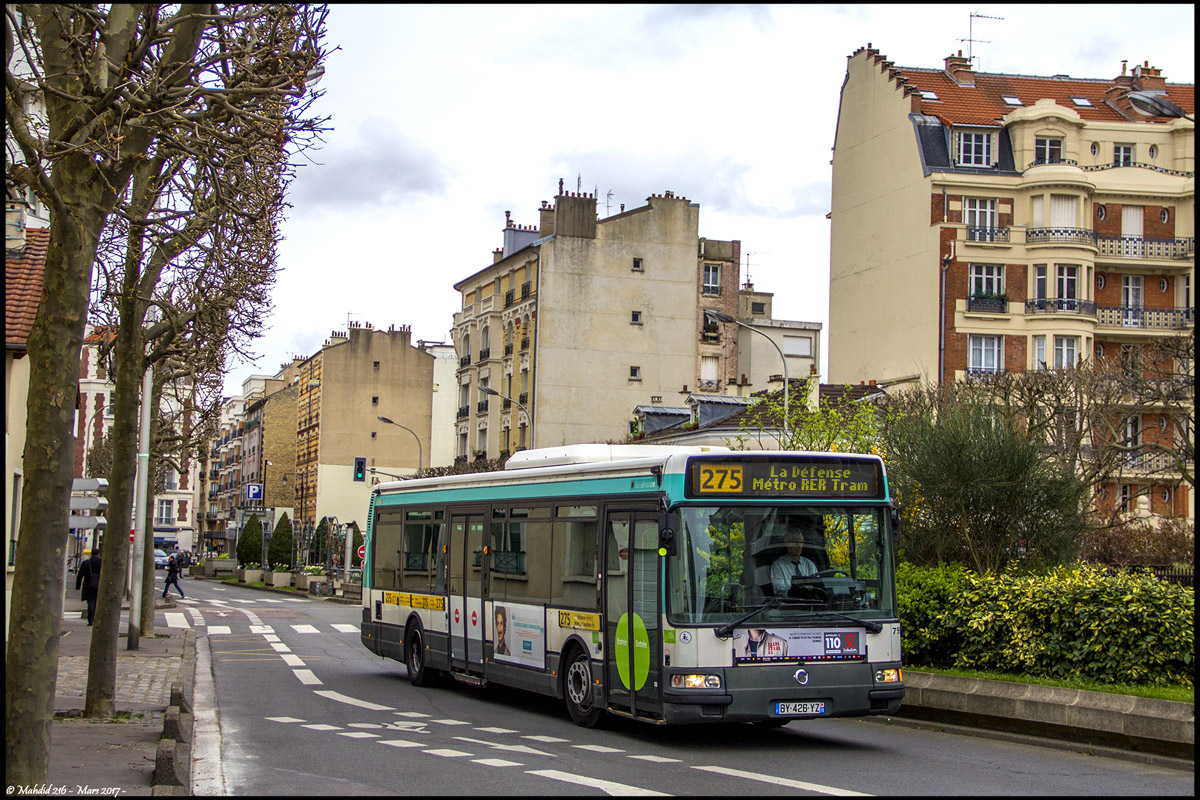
[154, 549, 169, 569]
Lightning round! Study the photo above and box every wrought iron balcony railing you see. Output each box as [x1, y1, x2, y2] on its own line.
[965, 226, 1010, 244]
[1025, 298, 1097, 315]
[1095, 305, 1194, 330]
[1026, 227, 1097, 247]
[1095, 235, 1194, 261]
[967, 296, 1009, 313]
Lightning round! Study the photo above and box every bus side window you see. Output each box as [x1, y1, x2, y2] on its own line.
[374, 510, 403, 590]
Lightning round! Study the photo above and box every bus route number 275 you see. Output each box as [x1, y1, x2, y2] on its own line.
[697, 464, 743, 494]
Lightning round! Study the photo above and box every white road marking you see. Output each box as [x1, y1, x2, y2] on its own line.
[431, 718, 470, 726]
[266, 716, 306, 724]
[692, 766, 871, 796]
[574, 744, 625, 753]
[164, 612, 189, 629]
[338, 731, 380, 739]
[453, 737, 556, 758]
[332, 623, 359, 633]
[269, 642, 291, 653]
[302, 723, 342, 731]
[424, 749, 472, 758]
[527, 769, 669, 796]
[314, 689, 394, 711]
[231, 599, 257, 604]
[523, 735, 569, 743]
[249, 624, 273, 634]
[292, 624, 319, 633]
[208, 626, 231, 635]
[394, 711, 431, 718]
[187, 608, 205, 626]
[378, 740, 424, 748]
[175, 598, 198, 605]
[474, 726, 517, 734]
[281, 654, 305, 667]
[293, 669, 322, 685]
[348, 723, 383, 729]
[263, 634, 281, 642]
[629, 755, 681, 763]
[474, 758, 523, 767]
[205, 598, 231, 606]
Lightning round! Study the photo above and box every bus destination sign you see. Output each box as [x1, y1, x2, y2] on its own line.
[687, 457, 883, 500]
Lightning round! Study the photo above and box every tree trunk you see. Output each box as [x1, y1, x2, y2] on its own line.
[4, 170, 112, 783]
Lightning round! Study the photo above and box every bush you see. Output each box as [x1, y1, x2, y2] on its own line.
[1077, 517, 1194, 567]
[268, 513, 293, 571]
[897, 562, 1194, 687]
[236, 516, 263, 568]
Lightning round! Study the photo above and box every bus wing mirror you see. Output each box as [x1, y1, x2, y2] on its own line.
[658, 509, 676, 556]
[889, 499, 901, 545]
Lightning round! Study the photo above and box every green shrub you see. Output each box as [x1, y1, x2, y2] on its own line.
[236, 516, 263, 568]
[898, 562, 1194, 687]
[268, 513, 293, 570]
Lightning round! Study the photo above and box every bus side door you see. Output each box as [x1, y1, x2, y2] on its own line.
[449, 513, 486, 674]
[603, 508, 662, 719]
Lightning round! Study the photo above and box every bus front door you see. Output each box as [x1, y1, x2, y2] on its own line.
[449, 514, 486, 675]
[603, 509, 662, 719]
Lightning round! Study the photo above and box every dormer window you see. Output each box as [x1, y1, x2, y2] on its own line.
[956, 129, 993, 167]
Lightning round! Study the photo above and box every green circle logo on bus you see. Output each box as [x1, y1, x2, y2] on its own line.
[614, 612, 650, 690]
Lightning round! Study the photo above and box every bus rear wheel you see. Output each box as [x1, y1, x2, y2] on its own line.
[407, 626, 435, 687]
[563, 647, 603, 728]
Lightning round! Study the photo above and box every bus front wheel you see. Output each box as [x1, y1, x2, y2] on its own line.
[407, 626, 434, 687]
[562, 648, 603, 728]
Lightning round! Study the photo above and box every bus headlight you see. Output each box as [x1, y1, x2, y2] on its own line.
[874, 668, 903, 683]
[670, 674, 721, 689]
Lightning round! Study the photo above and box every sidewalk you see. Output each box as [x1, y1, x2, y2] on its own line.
[50, 590, 191, 796]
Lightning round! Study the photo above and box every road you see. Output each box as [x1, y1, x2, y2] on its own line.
[171, 578, 1192, 796]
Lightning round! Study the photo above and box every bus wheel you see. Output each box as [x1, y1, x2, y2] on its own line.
[563, 647, 602, 728]
[407, 626, 434, 687]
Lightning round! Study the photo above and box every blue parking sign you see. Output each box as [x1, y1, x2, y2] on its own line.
[247, 483, 263, 500]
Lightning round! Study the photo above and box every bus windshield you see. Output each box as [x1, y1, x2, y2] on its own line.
[666, 505, 896, 626]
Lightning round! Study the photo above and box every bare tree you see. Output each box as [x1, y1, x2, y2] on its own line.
[5, 4, 328, 781]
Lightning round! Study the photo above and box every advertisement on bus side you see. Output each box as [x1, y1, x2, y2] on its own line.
[492, 601, 546, 668]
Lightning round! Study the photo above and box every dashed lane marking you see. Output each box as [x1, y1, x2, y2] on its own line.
[281, 654, 305, 667]
[629, 755, 682, 763]
[378, 740, 424, 748]
[293, 670, 322, 685]
[266, 717, 306, 724]
[474, 758, 523, 767]
[523, 735, 570, 743]
[332, 623, 359, 633]
[424, 749, 472, 758]
[291, 624, 320, 633]
[527, 769, 670, 796]
[314, 689, 394, 711]
[573, 744, 625, 753]
[208, 626, 231, 635]
[165, 612, 189, 629]
[691, 766, 871, 796]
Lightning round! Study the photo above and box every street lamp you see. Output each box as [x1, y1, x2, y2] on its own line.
[704, 309, 791, 444]
[1126, 90, 1194, 122]
[376, 416, 423, 472]
[479, 386, 533, 449]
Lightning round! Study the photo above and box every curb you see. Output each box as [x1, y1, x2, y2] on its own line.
[192, 573, 361, 603]
[152, 629, 197, 794]
[897, 670, 1194, 761]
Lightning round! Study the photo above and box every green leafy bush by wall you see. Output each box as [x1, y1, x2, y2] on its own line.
[268, 513, 293, 571]
[897, 562, 1194, 687]
[237, 516, 263, 568]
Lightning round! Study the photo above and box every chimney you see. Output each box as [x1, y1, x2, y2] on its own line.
[1132, 62, 1167, 92]
[539, 201, 555, 238]
[493, 247, 504, 263]
[945, 50, 975, 86]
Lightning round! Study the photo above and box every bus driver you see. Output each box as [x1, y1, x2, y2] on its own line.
[770, 526, 818, 595]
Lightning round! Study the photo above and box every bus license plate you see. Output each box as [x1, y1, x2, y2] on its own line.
[776, 701, 826, 716]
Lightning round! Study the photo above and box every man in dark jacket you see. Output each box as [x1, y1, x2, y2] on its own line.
[162, 554, 185, 599]
[76, 548, 102, 625]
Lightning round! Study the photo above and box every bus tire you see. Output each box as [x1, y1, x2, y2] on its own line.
[406, 626, 434, 687]
[562, 646, 603, 728]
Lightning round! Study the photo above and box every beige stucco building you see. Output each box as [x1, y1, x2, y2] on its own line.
[830, 45, 1194, 522]
[451, 187, 788, 461]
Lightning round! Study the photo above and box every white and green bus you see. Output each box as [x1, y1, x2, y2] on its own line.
[360, 444, 904, 727]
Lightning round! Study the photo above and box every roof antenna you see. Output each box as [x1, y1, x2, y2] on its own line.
[605, 190, 613, 216]
[958, 11, 1003, 70]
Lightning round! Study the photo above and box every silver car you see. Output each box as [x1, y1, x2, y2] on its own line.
[154, 549, 169, 569]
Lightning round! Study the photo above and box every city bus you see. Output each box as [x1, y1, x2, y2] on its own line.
[360, 444, 904, 727]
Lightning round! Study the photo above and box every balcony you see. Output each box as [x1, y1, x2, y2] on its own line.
[502, 398, 511, 410]
[967, 296, 1009, 314]
[504, 343, 513, 356]
[459, 355, 471, 367]
[966, 367, 1004, 379]
[1096, 236, 1194, 261]
[1026, 227, 1097, 247]
[477, 399, 489, 413]
[1095, 305, 1194, 331]
[700, 331, 720, 344]
[521, 282, 531, 300]
[478, 347, 490, 361]
[1025, 298, 1097, 316]
[505, 290, 514, 307]
[965, 227, 1011, 244]
[519, 337, 529, 351]
[518, 392, 528, 406]
[457, 406, 469, 420]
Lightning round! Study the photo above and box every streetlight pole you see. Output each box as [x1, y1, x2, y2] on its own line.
[479, 386, 533, 449]
[376, 415, 423, 472]
[705, 309, 791, 444]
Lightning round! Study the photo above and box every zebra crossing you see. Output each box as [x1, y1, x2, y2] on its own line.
[160, 597, 360, 634]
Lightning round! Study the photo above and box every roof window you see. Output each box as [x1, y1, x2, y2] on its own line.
[1070, 97, 1093, 107]
[921, 90, 940, 101]
[1001, 95, 1022, 105]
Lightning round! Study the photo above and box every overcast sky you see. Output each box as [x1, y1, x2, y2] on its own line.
[223, 3, 1195, 396]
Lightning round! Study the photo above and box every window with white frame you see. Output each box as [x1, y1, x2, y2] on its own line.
[1032, 335, 1047, 370]
[702, 263, 721, 296]
[700, 356, 719, 387]
[1118, 484, 1132, 512]
[783, 335, 812, 357]
[964, 198, 998, 240]
[1034, 137, 1063, 164]
[629, 366, 641, 381]
[1053, 335, 1079, 369]
[1113, 144, 1134, 166]
[1124, 415, 1142, 447]
[1033, 265, 1048, 300]
[156, 499, 174, 525]
[968, 334, 1003, 374]
[630, 310, 642, 325]
[1056, 264, 1079, 300]
[957, 130, 992, 166]
[969, 264, 1004, 298]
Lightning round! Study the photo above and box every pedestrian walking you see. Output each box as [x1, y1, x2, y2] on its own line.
[162, 554, 185, 599]
[75, 547, 102, 625]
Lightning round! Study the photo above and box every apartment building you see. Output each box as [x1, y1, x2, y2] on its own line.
[295, 323, 434, 529]
[451, 187, 756, 461]
[830, 45, 1194, 521]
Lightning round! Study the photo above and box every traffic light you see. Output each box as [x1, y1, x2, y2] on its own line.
[353, 457, 366, 481]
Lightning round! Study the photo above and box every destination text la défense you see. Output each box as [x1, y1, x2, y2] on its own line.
[754, 465, 872, 495]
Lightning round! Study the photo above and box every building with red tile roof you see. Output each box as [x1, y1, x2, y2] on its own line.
[829, 45, 1193, 525]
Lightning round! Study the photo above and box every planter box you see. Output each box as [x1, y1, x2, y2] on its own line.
[237, 568, 262, 583]
[295, 573, 326, 591]
[265, 570, 292, 587]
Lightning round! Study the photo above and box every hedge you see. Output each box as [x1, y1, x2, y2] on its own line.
[897, 562, 1194, 687]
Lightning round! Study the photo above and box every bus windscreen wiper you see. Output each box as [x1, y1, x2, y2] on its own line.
[802, 610, 883, 634]
[714, 596, 785, 638]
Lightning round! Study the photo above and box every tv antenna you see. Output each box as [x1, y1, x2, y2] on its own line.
[577, 173, 582, 193]
[958, 11, 1003, 69]
[743, 251, 770, 288]
[604, 190, 613, 216]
